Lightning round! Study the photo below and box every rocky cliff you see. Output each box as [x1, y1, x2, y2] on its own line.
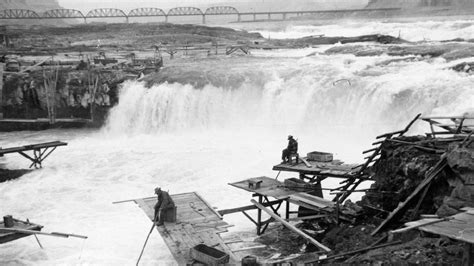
[0, 0, 62, 11]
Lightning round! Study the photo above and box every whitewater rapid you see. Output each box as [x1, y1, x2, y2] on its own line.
[1, 18, 474, 265]
[245, 18, 474, 42]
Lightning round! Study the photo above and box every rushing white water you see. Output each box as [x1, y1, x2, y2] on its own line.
[1, 19, 474, 265]
[248, 19, 474, 42]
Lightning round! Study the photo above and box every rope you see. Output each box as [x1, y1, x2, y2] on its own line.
[78, 238, 87, 261]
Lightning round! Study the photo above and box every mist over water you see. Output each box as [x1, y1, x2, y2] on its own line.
[1, 19, 474, 265]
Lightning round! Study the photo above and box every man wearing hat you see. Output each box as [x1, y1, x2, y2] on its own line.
[153, 187, 175, 226]
[281, 135, 298, 163]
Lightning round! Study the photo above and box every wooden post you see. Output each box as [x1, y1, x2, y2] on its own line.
[0, 63, 3, 119]
[285, 200, 290, 220]
[257, 195, 262, 235]
[251, 199, 331, 253]
[463, 243, 473, 266]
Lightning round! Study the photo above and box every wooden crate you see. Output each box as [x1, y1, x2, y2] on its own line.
[307, 151, 333, 162]
[190, 244, 229, 265]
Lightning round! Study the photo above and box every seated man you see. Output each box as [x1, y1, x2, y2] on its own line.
[281, 135, 298, 163]
[153, 187, 175, 226]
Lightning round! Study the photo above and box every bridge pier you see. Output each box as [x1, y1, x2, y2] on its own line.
[202, 15, 206, 24]
[253, 14, 256, 21]
[268, 13, 271, 20]
[165, 15, 168, 23]
[237, 14, 241, 22]
[283, 13, 287, 20]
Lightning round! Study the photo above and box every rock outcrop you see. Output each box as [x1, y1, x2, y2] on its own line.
[439, 144, 474, 216]
[0, 0, 62, 11]
[360, 135, 474, 224]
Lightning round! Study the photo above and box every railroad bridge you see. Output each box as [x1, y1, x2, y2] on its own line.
[0, 7, 401, 24]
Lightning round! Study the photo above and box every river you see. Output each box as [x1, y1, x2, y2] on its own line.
[1, 18, 473, 265]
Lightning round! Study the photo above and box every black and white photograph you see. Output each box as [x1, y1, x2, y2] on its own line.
[0, 0, 473, 265]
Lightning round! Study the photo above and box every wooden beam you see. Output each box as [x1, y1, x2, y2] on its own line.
[308, 241, 402, 263]
[389, 217, 452, 235]
[250, 199, 331, 253]
[0, 228, 88, 239]
[285, 214, 329, 221]
[421, 116, 474, 120]
[0, 63, 3, 119]
[371, 157, 447, 236]
[463, 243, 474, 266]
[218, 199, 283, 216]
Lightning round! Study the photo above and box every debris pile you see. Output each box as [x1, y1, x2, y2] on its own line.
[249, 115, 474, 265]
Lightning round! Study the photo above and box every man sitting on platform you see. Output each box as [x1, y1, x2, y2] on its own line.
[153, 187, 175, 226]
[282, 135, 298, 164]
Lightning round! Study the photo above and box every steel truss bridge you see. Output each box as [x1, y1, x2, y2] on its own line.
[0, 7, 401, 24]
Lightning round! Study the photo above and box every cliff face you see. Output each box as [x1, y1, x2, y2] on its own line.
[0, 0, 62, 11]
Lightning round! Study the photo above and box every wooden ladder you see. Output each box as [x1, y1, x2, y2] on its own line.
[333, 113, 422, 203]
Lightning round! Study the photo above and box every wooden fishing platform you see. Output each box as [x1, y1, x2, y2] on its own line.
[226, 176, 351, 236]
[0, 141, 67, 168]
[133, 192, 241, 264]
[273, 159, 362, 178]
[0, 217, 42, 244]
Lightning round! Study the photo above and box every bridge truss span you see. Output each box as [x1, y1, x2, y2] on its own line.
[86, 8, 128, 22]
[0, 9, 40, 19]
[205, 6, 239, 15]
[128, 8, 166, 17]
[43, 9, 85, 19]
[168, 7, 203, 16]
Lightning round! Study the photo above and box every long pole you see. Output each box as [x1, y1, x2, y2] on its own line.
[0, 63, 3, 119]
[136, 212, 159, 266]
[0, 228, 87, 239]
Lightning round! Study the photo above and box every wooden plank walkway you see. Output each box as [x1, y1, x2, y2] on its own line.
[133, 192, 239, 264]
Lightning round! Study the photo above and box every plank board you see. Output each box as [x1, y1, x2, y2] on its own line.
[134, 192, 238, 264]
[406, 211, 474, 244]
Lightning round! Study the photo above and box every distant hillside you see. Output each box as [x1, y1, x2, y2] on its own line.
[0, 0, 62, 11]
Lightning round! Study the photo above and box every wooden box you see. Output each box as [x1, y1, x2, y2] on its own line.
[163, 206, 177, 223]
[307, 151, 333, 162]
[190, 244, 229, 265]
[248, 180, 262, 189]
[284, 178, 310, 191]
